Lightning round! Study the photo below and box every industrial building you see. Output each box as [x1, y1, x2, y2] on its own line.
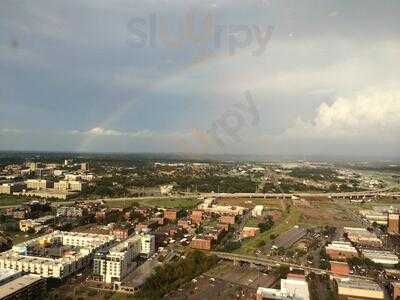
[0, 274, 46, 300]
[361, 250, 399, 266]
[0, 231, 115, 279]
[343, 227, 382, 247]
[256, 273, 310, 300]
[325, 241, 358, 260]
[359, 210, 388, 225]
[335, 278, 384, 300]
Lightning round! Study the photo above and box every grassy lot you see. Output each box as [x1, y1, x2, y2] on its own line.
[0, 195, 30, 207]
[244, 217, 261, 227]
[236, 207, 302, 254]
[105, 197, 201, 209]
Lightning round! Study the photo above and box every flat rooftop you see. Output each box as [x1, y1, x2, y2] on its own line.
[0, 268, 21, 282]
[337, 278, 382, 291]
[0, 274, 43, 299]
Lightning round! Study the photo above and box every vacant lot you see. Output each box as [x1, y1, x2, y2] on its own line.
[216, 197, 284, 209]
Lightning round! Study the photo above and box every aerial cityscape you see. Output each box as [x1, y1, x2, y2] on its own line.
[1, 0, 400, 299]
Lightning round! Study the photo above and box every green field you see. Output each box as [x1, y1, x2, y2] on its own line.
[236, 207, 302, 254]
[105, 197, 201, 209]
[0, 195, 30, 207]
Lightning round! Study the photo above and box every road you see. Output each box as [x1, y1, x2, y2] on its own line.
[211, 251, 374, 281]
[0, 195, 198, 209]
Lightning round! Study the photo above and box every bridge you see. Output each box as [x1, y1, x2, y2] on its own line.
[211, 251, 374, 281]
[202, 189, 400, 200]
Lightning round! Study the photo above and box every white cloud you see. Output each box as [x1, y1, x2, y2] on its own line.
[283, 89, 400, 140]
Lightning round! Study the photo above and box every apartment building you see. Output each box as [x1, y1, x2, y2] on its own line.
[25, 179, 52, 190]
[93, 233, 155, 284]
[93, 235, 141, 284]
[0, 231, 115, 279]
[54, 180, 83, 192]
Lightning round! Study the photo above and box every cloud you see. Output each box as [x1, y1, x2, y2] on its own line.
[283, 89, 400, 140]
[87, 127, 123, 136]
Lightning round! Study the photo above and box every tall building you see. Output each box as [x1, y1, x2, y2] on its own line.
[93, 235, 142, 284]
[80, 163, 89, 171]
[93, 233, 155, 284]
[388, 214, 400, 235]
[141, 234, 155, 256]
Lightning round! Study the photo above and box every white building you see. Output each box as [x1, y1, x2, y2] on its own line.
[141, 234, 155, 256]
[361, 250, 399, 266]
[257, 274, 310, 300]
[93, 233, 155, 284]
[252, 205, 264, 217]
[0, 231, 115, 279]
[93, 235, 142, 284]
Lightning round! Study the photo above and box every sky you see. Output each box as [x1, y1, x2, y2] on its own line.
[1, 0, 400, 158]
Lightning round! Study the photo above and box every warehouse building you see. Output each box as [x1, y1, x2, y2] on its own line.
[335, 278, 384, 300]
[361, 250, 399, 267]
[256, 273, 310, 300]
[326, 241, 358, 260]
[343, 227, 382, 247]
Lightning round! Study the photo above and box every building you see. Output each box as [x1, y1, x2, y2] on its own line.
[25, 179, 52, 190]
[330, 261, 351, 277]
[81, 162, 89, 171]
[392, 282, 400, 300]
[191, 210, 203, 224]
[56, 206, 85, 218]
[160, 184, 174, 195]
[0, 231, 115, 279]
[164, 209, 183, 221]
[190, 236, 213, 251]
[0, 274, 46, 300]
[326, 241, 358, 260]
[242, 227, 260, 238]
[54, 180, 84, 191]
[359, 210, 388, 226]
[14, 189, 75, 200]
[343, 227, 382, 247]
[19, 215, 56, 232]
[388, 214, 400, 235]
[335, 278, 384, 300]
[252, 205, 264, 217]
[219, 215, 236, 225]
[256, 274, 310, 300]
[0, 269, 22, 285]
[0, 182, 26, 195]
[93, 234, 154, 284]
[361, 250, 399, 266]
[111, 227, 133, 241]
[141, 234, 155, 256]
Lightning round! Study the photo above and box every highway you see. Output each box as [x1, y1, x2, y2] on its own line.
[210, 251, 374, 281]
